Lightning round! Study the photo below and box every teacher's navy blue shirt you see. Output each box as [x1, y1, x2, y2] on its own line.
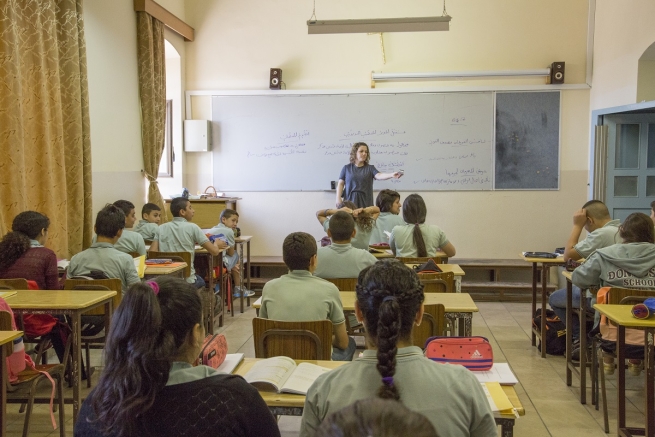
[339, 163, 379, 208]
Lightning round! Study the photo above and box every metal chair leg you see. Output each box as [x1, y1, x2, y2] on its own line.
[598, 346, 609, 433]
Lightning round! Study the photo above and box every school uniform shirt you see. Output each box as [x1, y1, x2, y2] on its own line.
[206, 223, 239, 267]
[154, 217, 209, 283]
[259, 270, 345, 325]
[300, 346, 496, 437]
[67, 242, 140, 293]
[572, 242, 655, 289]
[390, 223, 449, 258]
[369, 212, 405, 244]
[313, 243, 377, 279]
[573, 219, 621, 259]
[0, 240, 59, 290]
[93, 230, 146, 256]
[322, 219, 372, 250]
[339, 163, 379, 208]
[133, 220, 159, 241]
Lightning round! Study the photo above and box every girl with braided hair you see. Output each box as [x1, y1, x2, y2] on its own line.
[300, 259, 495, 437]
[390, 193, 456, 258]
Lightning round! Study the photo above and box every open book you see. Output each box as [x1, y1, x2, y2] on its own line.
[243, 356, 330, 395]
[217, 353, 244, 374]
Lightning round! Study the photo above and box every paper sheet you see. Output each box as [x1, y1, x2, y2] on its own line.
[134, 255, 146, 278]
[472, 363, 518, 385]
[217, 353, 244, 374]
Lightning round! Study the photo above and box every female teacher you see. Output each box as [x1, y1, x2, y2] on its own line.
[336, 142, 403, 208]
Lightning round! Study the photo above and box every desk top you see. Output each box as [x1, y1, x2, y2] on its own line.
[144, 262, 187, 275]
[520, 253, 564, 264]
[5, 289, 117, 310]
[562, 270, 572, 281]
[253, 291, 478, 313]
[371, 250, 395, 259]
[0, 290, 17, 299]
[593, 304, 655, 328]
[236, 236, 252, 243]
[0, 330, 23, 346]
[234, 358, 522, 415]
[406, 263, 465, 276]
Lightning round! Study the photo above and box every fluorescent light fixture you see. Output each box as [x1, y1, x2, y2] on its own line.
[307, 16, 451, 34]
[372, 69, 551, 82]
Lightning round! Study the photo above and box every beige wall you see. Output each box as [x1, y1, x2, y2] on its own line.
[637, 60, 655, 103]
[590, 1, 655, 110]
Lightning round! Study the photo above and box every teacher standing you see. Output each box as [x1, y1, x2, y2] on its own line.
[336, 142, 403, 208]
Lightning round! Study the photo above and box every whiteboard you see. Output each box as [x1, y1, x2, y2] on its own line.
[211, 93, 494, 191]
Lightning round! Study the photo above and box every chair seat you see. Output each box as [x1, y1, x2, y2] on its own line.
[9, 364, 64, 388]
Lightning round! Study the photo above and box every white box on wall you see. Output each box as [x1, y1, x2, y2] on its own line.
[184, 120, 211, 152]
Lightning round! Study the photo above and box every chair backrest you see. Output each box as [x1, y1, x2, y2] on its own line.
[412, 304, 446, 349]
[399, 256, 444, 265]
[0, 279, 29, 290]
[252, 318, 333, 360]
[324, 278, 358, 291]
[128, 252, 142, 258]
[64, 278, 123, 315]
[148, 251, 192, 278]
[606, 287, 655, 304]
[418, 271, 455, 293]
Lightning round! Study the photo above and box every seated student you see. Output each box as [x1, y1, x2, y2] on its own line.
[150, 197, 225, 289]
[134, 202, 161, 241]
[0, 211, 68, 363]
[300, 259, 496, 437]
[571, 212, 655, 376]
[260, 232, 356, 361]
[315, 398, 438, 437]
[75, 277, 280, 437]
[389, 194, 456, 258]
[207, 209, 254, 298]
[317, 201, 380, 250]
[314, 211, 377, 279]
[99, 200, 147, 256]
[548, 200, 620, 350]
[68, 204, 140, 294]
[369, 189, 405, 245]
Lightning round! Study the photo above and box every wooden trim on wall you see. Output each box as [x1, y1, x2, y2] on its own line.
[134, 0, 194, 41]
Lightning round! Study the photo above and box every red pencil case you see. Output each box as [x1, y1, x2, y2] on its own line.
[424, 336, 493, 371]
[199, 334, 227, 369]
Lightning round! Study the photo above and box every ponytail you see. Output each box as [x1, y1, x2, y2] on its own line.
[90, 277, 201, 436]
[412, 224, 428, 257]
[402, 194, 428, 257]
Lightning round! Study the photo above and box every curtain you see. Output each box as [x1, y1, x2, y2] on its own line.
[136, 11, 167, 221]
[0, 0, 93, 257]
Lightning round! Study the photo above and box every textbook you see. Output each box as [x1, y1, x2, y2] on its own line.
[481, 382, 515, 415]
[243, 356, 331, 394]
[217, 353, 244, 374]
[134, 255, 146, 278]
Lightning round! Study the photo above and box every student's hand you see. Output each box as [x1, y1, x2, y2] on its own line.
[352, 208, 363, 217]
[573, 208, 587, 228]
[214, 239, 228, 250]
[339, 207, 353, 214]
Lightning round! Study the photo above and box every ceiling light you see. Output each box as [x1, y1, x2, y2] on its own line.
[307, 16, 451, 34]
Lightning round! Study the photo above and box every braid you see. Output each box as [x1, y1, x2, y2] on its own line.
[356, 259, 425, 403]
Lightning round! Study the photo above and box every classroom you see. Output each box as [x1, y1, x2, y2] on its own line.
[1, 0, 655, 436]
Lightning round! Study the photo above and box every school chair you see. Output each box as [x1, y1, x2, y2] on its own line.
[252, 318, 333, 360]
[324, 278, 362, 335]
[591, 288, 655, 433]
[412, 303, 446, 349]
[419, 271, 455, 293]
[0, 279, 55, 365]
[64, 278, 122, 387]
[1, 310, 66, 437]
[398, 256, 444, 265]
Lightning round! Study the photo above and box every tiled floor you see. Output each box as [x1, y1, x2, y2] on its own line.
[4, 301, 648, 436]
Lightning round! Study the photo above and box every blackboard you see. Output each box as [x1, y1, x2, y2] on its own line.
[209, 91, 559, 191]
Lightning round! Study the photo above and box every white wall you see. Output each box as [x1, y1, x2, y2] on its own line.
[180, 0, 591, 258]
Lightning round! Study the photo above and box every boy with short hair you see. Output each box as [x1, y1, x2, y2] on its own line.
[260, 232, 356, 361]
[68, 204, 140, 293]
[134, 202, 161, 241]
[314, 211, 377, 279]
[369, 189, 405, 244]
[150, 197, 226, 289]
[207, 209, 253, 297]
[107, 200, 146, 256]
[549, 200, 621, 352]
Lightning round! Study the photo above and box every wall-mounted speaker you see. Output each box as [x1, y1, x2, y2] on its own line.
[270, 68, 282, 90]
[550, 62, 565, 84]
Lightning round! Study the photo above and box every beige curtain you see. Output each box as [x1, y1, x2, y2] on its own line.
[136, 11, 167, 221]
[0, 0, 93, 258]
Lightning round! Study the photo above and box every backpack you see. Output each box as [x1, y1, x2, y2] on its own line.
[532, 308, 566, 355]
[412, 258, 442, 274]
[597, 287, 644, 346]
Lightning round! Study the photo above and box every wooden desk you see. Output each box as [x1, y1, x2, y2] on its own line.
[5, 290, 116, 426]
[561, 270, 591, 405]
[234, 357, 523, 437]
[253, 292, 478, 336]
[143, 262, 187, 279]
[370, 249, 395, 259]
[406, 263, 465, 292]
[593, 304, 655, 437]
[1, 330, 23, 437]
[520, 254, 565, 358]
[163, 198, 240, 228]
